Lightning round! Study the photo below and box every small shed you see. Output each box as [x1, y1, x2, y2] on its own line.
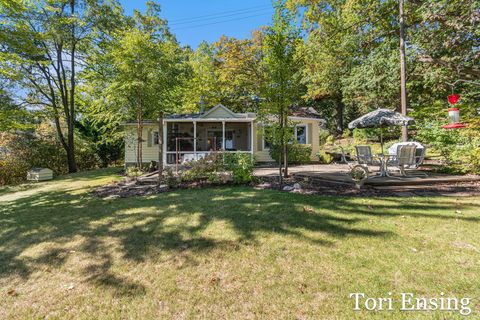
[27, 168, 53, 181]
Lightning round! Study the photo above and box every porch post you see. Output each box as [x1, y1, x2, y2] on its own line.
[250, 120, 254, 156]
[163, 121, 167, 166]
[193, 121, 197, 160]
[222, 121, 225, 150]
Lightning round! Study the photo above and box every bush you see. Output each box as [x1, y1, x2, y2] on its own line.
[0, 123, 100, 186]
[415, 119, 480, 173]
[125, 166, 143, 179]
[318, 130, 330, 146]
[224, 153, 255, 184]
[317, 150, 334, 164]
[325, 135, 335, 146]
[269, 143, 312, 165]
[182, 153, 225, 183]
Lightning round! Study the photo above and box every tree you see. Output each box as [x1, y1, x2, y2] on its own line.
[0, 0, 122, 172]
[94, 2, 188, 177]
[260, 1, 302, 184]
[213, 32, 266, 112]
[290, 0, 359, 135]
[183, 41, 222, 112]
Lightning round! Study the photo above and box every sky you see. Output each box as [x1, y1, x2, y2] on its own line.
[119, 0, 275, 48]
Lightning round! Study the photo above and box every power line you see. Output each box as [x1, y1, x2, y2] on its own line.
[171, 13, 272, 31]
[168, 4, 271, 23]
[169, 7, 272, 26]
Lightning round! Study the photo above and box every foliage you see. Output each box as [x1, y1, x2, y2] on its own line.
[318, 129, 330, 146]
[162, 167, 180, 188]
[182, 153, 226, 183]
[415, 119, 480, 173]
[0, 0, 126, 172]
[224, 153, 256, 184]
[125, 166, 144, 179]
[269, 142, 312, 165]
[259, 0, 303, 182]
[317, 150, 334, 164]
[0, 123, 99, 186]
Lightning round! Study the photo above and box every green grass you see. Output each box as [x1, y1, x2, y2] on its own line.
[1, 168, 479, 319]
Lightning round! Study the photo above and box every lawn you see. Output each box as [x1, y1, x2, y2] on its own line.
[1, 168, 479, 319]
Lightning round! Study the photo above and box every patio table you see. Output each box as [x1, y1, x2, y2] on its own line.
[372, 154, 391, 177]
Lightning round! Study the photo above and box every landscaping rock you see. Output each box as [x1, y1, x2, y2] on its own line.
[293, 183, 301, 190]
[104, 195, 121, 200]
[283, 185, 294, 191]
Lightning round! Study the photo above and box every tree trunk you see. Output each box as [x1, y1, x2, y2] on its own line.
[66, 0, 77, 173]
[335, 98, 344, 136]
[399, 0, 408, 142]
[136, 96, 143, 168]
[278, 105, 283, 187]
[283, 113, 288, 178]
[158, 111, 164, 184]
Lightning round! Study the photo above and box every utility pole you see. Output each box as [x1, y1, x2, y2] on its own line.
[399, 0, 408, 141]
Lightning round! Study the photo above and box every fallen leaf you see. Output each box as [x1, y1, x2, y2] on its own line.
[410, 248, 418, 252]
[7, 288, 16, 296]
[303, 206, 315, 213]
[455, 210, 462, 214]
[368, 205, 373, 210]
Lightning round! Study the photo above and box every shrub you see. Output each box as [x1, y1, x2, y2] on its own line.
[162, 167, 180, 188]
[317, 150, 334, 164]
[415, 119, 480, 173]
[318, 130, 330, 146]
[0, 122, 103, 186]
[125, 166, 143, 179]
[325, 135, 335, 146]
[182, 153, 224, 183]
[269, 143, 312, 164]
[224, 153, 255, 184]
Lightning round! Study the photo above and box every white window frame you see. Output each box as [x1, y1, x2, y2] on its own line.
[294, 125, 308, 144]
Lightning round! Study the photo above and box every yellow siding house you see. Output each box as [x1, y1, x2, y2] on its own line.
[123, 104, 325, 167]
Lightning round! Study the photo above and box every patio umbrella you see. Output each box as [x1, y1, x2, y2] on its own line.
[348, 109, 415, 154]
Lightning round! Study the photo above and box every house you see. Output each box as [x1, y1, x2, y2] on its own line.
[123, 104, 325, 167]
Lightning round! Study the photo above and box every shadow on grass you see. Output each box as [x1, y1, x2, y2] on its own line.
[1, 176, 476, 296]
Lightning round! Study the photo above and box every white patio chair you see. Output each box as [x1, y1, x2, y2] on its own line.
[355, 145, 379, 166]
[387, 145, 427, 176]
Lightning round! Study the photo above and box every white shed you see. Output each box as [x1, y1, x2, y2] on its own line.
[27, 168, 53, 181]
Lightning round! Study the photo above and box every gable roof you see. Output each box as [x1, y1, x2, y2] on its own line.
[200, 104, 237, 118]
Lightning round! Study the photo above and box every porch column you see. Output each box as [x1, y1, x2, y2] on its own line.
[222, 121, 225, 150]
[193, 121, 197, 160]
[250, 120, 254, 155]
[162, 120, 167, 165]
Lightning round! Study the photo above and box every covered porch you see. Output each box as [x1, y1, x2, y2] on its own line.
[164, 119, 254, 165]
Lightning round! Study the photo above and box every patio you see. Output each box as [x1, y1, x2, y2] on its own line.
[254, 164, 480, 194]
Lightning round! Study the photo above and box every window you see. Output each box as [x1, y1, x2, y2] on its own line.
[153, 131, 159, 145]
[295, 125, 307, 144]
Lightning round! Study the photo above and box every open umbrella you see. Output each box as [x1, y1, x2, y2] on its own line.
[348, 109, 415, 154]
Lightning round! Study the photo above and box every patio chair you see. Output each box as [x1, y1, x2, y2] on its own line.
[412, 146, 427, 168]
[387, 145, 427, 176]
[355, 145, 378, 166]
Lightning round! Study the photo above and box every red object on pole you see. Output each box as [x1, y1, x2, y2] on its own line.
[448, 94, 460, 105]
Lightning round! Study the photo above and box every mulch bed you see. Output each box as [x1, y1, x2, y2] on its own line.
[257, 176, 480, 197]
[92, 176, 480, 199]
